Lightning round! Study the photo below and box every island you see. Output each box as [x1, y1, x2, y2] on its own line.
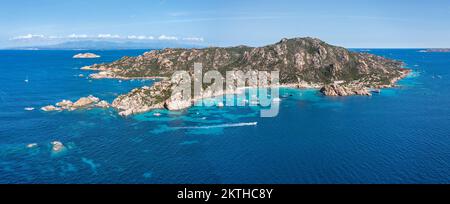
[77, 37, 409, 116]
[73, 53, 101, 59]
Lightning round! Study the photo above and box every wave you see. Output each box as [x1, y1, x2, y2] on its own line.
[175, 122, 257, 130]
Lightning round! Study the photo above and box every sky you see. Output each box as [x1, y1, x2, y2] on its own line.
[0, 0, 450, 48]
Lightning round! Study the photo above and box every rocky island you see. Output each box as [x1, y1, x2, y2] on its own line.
[73, 53, 101, 59]
[41, 95, 109, 112]
[79, 37, 410, 116]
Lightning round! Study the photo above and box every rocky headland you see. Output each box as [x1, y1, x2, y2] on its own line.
[76, 37, 410, 116]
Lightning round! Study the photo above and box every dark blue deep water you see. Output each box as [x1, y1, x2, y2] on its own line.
[0, 49, 449, 184]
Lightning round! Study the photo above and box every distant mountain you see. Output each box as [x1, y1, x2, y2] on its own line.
[8, 40, 204, 50]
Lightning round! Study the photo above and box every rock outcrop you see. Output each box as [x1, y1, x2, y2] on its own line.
[112, 82, 171, 116]
[73, 95, 100, 107]
[41, 95, 109, 112]
[51, 141, 64, 152]
[164, 91, 192, 111]
[41, 105, 61, 112]
[320, 84, 371, 96]
[73, 53, 100, 59]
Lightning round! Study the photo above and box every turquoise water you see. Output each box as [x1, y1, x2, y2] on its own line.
[0, 49, 449, 184]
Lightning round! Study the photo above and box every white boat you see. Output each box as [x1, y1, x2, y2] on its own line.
[371, 89, 381, 94]
[272, 97, 282, 102]
[24, 107, 35, 111]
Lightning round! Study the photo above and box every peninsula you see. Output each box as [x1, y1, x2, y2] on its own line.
[79, 37, 410, 116]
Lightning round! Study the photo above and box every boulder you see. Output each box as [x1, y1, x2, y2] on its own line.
[73, 95, 100, 107]
[56, 100, 73, 109]
[95, 100, 110, 108]
[51, 141, 64, 152]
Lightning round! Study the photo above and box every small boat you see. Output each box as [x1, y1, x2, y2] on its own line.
[24, 76, 29, 83]
[371, 89, 381, 94]
[272, 98, 282, 102]
[153, 113, 162, 117]
[250, 100, 259, 106]
[27, 143, 38, 148]
[217, 102, 224, 107]
[24, 107, 35, 111]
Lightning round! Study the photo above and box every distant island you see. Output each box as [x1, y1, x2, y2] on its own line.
[73, 53, 100, 58]
[56, 37, 409, 116]
[419, 49, 450, 53]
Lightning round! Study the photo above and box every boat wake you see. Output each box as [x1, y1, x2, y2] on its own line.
[175, 122, 258, 130]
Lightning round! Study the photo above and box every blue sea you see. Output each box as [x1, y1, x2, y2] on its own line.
[0, 49, 449, 184]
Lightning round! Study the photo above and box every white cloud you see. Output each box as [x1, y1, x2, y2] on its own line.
[158, 35, 178, 41]
[183, 37, 204, 42]
[98, 34, 121, 39]
[68, 34, 88, 39]
[127, 35, 154, 40]
[11, 33, 204, 43]
[12, 34, 45, 40]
